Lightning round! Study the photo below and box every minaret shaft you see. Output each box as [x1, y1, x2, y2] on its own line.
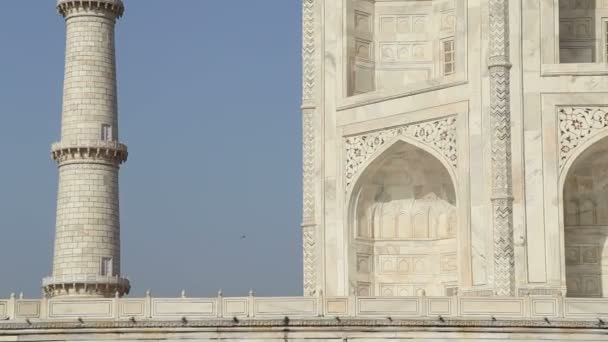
[61, 13, 118, 144]
[44, 0, 129, 298]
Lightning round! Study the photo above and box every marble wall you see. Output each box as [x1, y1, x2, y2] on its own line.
[306, 0, 608, 298]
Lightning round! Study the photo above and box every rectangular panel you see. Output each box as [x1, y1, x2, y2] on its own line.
[427, 297, 452, 316]
[119, 300, 145, 318]
[255, 298, 316, 316]
[16, 301, 41, 318]
[153, 299, 216, 317]
[565, 299, 608, 317]
[326, 298, 349, 315]
[224, 298, 248, 316]
[530, 298, 558, 317]
[459, 298, 524, 317]
[357, 298, 420, 316]
[524, 128, 547, 283]
[49, 299, 113, 319]
[0, 301, 7, 318]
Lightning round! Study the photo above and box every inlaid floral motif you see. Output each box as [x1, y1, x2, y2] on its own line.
[344, 116, 457, 188]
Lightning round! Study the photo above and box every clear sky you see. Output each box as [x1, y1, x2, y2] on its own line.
[0, 0, 303, 297]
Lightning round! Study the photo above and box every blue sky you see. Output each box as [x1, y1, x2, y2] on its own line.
[0, 0, 303, 297]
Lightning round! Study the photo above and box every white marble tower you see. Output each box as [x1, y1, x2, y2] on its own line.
[43, 0, 129, 297]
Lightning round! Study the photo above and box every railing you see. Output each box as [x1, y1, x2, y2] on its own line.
[51, 140, 127, 152]
[0, 293, 607, 322]
[42, 275, 130, 288]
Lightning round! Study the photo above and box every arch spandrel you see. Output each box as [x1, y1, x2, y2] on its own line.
[344, 116, 458, 194]
[559, 106, 608, 175]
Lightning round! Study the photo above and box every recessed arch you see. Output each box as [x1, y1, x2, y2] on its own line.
[559, 134, 608, 297]
[346, 135, 459, 203]
[347, 138, 459, 296]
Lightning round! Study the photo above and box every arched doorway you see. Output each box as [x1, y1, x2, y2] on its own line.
[563, 136, 608, 297]
[349, 140, 458, 296]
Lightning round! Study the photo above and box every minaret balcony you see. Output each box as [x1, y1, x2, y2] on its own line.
[51, 141, 128, 165]
[42, 274, 130, 297]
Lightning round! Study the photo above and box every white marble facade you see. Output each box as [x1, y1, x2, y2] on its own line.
[5, 0, 608, 340]
[302, 0, 608, 299]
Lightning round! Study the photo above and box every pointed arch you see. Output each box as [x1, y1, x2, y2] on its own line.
[346, 136, 459, 203]
[559, 133, 608, 297]
[347, 138, 459, 297]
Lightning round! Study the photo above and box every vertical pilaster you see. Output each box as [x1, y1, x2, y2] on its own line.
[489, 0, 516, 296]
[43, 0, 129, 298]
[302, 0, 317, 296]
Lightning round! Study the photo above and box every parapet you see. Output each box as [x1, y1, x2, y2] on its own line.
[0, 293, 607, 323]
[56, 0, 124, 18]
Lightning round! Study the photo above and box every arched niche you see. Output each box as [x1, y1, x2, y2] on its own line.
[562, 135, 608, 297]
[349, 139, 458, 297]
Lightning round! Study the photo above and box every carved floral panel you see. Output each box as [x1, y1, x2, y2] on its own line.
[559, 107, 608, 169]
[344, 116, 457, 188]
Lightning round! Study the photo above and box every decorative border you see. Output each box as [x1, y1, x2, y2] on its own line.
[301, 0, 317, 297]
[344, 116, 458, 189]
[302, 0, 315, 104]
[488, 0, 515, 297]
[0, 317, 605, 330]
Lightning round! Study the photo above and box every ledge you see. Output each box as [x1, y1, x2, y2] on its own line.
[541, 63, 608, 77]
[337, 75, 467, 111]
[0, 317, 606, 332]
[0, 295, 607, 323]
[51, 141, 128, 165]
[42, 275, 130, 297]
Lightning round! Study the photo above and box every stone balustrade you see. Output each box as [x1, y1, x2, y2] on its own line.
[0, 294, 606, 323]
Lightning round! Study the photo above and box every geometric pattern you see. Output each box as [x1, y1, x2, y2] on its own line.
[489, 0, 515, 297]
[302, 0, 317, 297]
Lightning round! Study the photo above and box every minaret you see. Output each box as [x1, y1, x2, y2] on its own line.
[43, 0, 130, 297]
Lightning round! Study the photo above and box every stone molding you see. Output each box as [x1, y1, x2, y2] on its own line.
[558, 106, 608, 171]
[57, 0, 124, 18]
[0, 318, 606, 331]
[51, 141, 128, 166]
[344, 116, 458, 189]
[488, 0, 515, 296]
